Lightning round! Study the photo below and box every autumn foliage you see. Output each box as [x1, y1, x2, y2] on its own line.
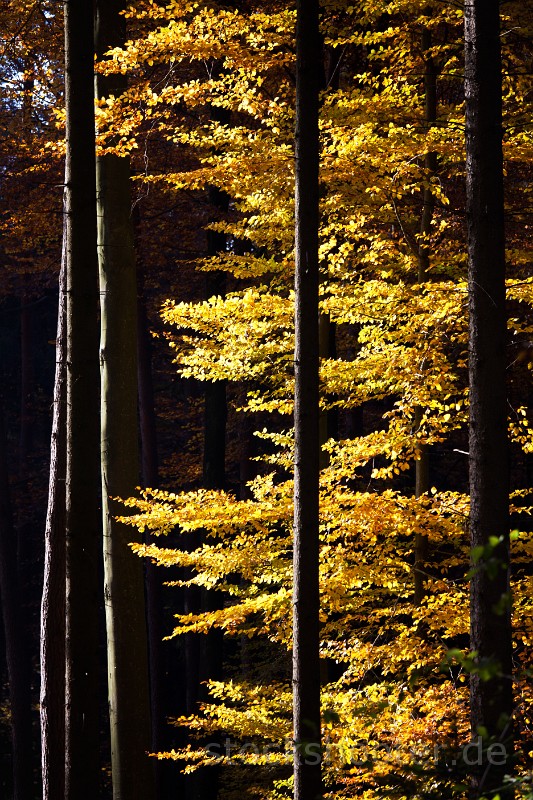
[92, 1, 533, 799]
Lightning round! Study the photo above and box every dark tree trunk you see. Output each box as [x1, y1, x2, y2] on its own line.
[137, 290, 159, 490]
[0, 403, 33, 800]
[40, 233, 67, 800]
[292, 2, 322, 800]
[137, 271, 167, 795]
[63, 1, 101, 797]
[19, 73, 35, 471]
[95, 3, 155, 798]
[465, 1, 513, 796]
[19, 287, 34, 469]
[414, 23, 437, 605]
[185, 187, 227, 800]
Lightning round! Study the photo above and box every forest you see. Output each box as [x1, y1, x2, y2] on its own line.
[0, 0, 532, 799]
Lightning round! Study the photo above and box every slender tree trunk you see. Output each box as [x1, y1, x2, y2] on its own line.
[137, 289, 159, 491]
[293, 2, 322, 800]
[19, 72, 35, 471]
[185, 188, 228, 800]
[465, 2, 513, 796]
[138, 274, 180, 800]
[40, 229, 67, 800]
[414, 24, 437, 605]
[0, 402, 33, 800]
[96, 4, 155, 798]
[137, 272, 166, 791]
[19, 287, 34, 468]
[63, 0, 101, 797]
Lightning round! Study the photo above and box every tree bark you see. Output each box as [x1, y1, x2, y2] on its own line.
[465, 1, 513, 796]
[63, 1, 101, 797]
[19, 286, 34, 469]
[292, 2, 322, 800]
[137, 288, 159, 491]
[0, 401, 33, 800]
[184, 187, 228, 800]
[19, 72, 35, 470]
[137, 272, 165, 788]
[40, 227, 67, 800]
[96, 3, 155, 798]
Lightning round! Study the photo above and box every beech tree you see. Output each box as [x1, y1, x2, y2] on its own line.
[40, 235, 66, 800]
[63, 0, 101, 797]
[292, 2, 322, 800]
[95, 2, 155, 798]
[465, 0, 513, 795]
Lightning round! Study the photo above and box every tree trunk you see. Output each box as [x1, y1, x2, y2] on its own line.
[19, 72, 35, 471]
[0, 402, 33, 800]
[292, 2, 322, 800]
[137, 289, 159, 490]
[137, 272, 166, 792]
[63, 0, 101, 797]
[19, 287, 34, 469]
[95, 3, 155, 798]
[414, 24, 437, 605]
[465, 1, 513, 796]
[40, 228, 67, 800]
[185, 189, 228, 800]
